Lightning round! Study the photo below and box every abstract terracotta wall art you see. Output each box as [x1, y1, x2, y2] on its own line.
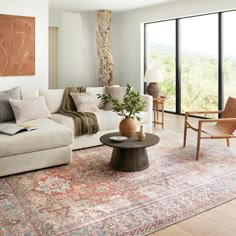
[0, 14, 35, 76]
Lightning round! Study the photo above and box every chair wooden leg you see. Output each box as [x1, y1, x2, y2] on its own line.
[183, 115, 188, 147]
[196, 131, 201, 161]
[196, 121, 203, 161]
[226, 138, 230, 147]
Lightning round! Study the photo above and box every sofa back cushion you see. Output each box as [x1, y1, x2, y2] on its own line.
[39, 89, 64, 113]
[37, 87, 105, 114]
[21, 89, 39, 99]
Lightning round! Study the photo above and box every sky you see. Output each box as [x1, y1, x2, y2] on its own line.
[147, 11, 236, 57]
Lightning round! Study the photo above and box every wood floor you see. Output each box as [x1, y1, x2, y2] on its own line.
[150, 113, 236, 236]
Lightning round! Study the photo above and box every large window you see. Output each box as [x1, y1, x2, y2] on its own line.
[144, 10, 236, 116]
[145, 20, 176, 112]
[181, 14, 218, 115]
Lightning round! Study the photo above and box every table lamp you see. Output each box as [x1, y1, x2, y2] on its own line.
[144, 68, 164, 98]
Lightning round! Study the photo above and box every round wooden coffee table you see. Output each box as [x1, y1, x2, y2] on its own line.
[100, 132, 159, 172]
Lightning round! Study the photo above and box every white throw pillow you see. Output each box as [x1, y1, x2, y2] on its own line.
[86, 85, 120, 109]
[70, 92, 100, 112]
[104, 86, 126, 110]
[9, 96, 52, 124]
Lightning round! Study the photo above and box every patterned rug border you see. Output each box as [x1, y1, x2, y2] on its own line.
[143, 192, 236, 235]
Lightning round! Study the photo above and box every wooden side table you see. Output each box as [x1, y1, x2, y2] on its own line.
[153, 96, 166, 129]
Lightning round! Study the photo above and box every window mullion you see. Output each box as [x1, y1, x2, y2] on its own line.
[176, 19, 181, 114]
[218, 12, 224, 114]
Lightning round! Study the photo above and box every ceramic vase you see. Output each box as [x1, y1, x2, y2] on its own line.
[138, 125, 146, 141]
[119, 118, 137, 137]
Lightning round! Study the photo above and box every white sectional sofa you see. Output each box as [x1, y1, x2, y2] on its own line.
[0, 87, 153, 177]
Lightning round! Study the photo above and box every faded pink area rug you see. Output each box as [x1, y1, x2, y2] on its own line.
[1, 131, 236, 235]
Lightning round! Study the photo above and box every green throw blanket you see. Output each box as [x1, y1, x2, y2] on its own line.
[60, 87, 99, 136]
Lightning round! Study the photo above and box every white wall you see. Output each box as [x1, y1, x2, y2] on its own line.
[49, 10, 61, 27]
[112, 0, 236, 92]
[0, 0, 48, 90]
[49, 11, 98, 88]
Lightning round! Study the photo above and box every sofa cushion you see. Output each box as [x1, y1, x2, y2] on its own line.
[9, 97, 52, 124]
[0, 118, 73, 158]
[51, 110, 148, 135]
[39, 89, 64, 113]
[86, 87, 105, 109]
[70, 92, 99, 112]
[96, 110, 122, 130]
[51, 112, 121, 134]
[96, 110, 148, 131]
[21, 89, 39, 99]
[104, 86, 126, 110]
[40, 87, 108, 112]
[51, 113, 75, 133]
[0, 87, 21, 123]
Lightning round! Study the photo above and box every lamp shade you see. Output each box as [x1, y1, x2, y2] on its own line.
[144, 69, 164, 83]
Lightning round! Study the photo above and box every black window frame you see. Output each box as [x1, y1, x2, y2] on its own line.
[144, 9, 236, 117]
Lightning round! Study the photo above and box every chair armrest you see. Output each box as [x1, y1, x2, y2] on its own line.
[199, 118, 236, 124]
[185, 110, 224, 116]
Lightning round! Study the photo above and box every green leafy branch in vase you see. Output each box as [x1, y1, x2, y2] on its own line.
[97, 84, 146, 121]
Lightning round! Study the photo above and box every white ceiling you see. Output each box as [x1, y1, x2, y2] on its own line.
[49, 0, 176, 12]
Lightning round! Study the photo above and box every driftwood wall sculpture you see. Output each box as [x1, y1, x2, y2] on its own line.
[96, 10, 113, 86]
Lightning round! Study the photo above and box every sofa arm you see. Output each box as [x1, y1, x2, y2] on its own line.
[141, 94, 153, 112]
[141, 94, 153, 133]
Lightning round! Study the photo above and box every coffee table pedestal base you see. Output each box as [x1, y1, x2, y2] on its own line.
[110, 147, 149, 172]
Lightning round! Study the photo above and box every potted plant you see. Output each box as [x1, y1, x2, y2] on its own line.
[97, 84, 146, 137]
